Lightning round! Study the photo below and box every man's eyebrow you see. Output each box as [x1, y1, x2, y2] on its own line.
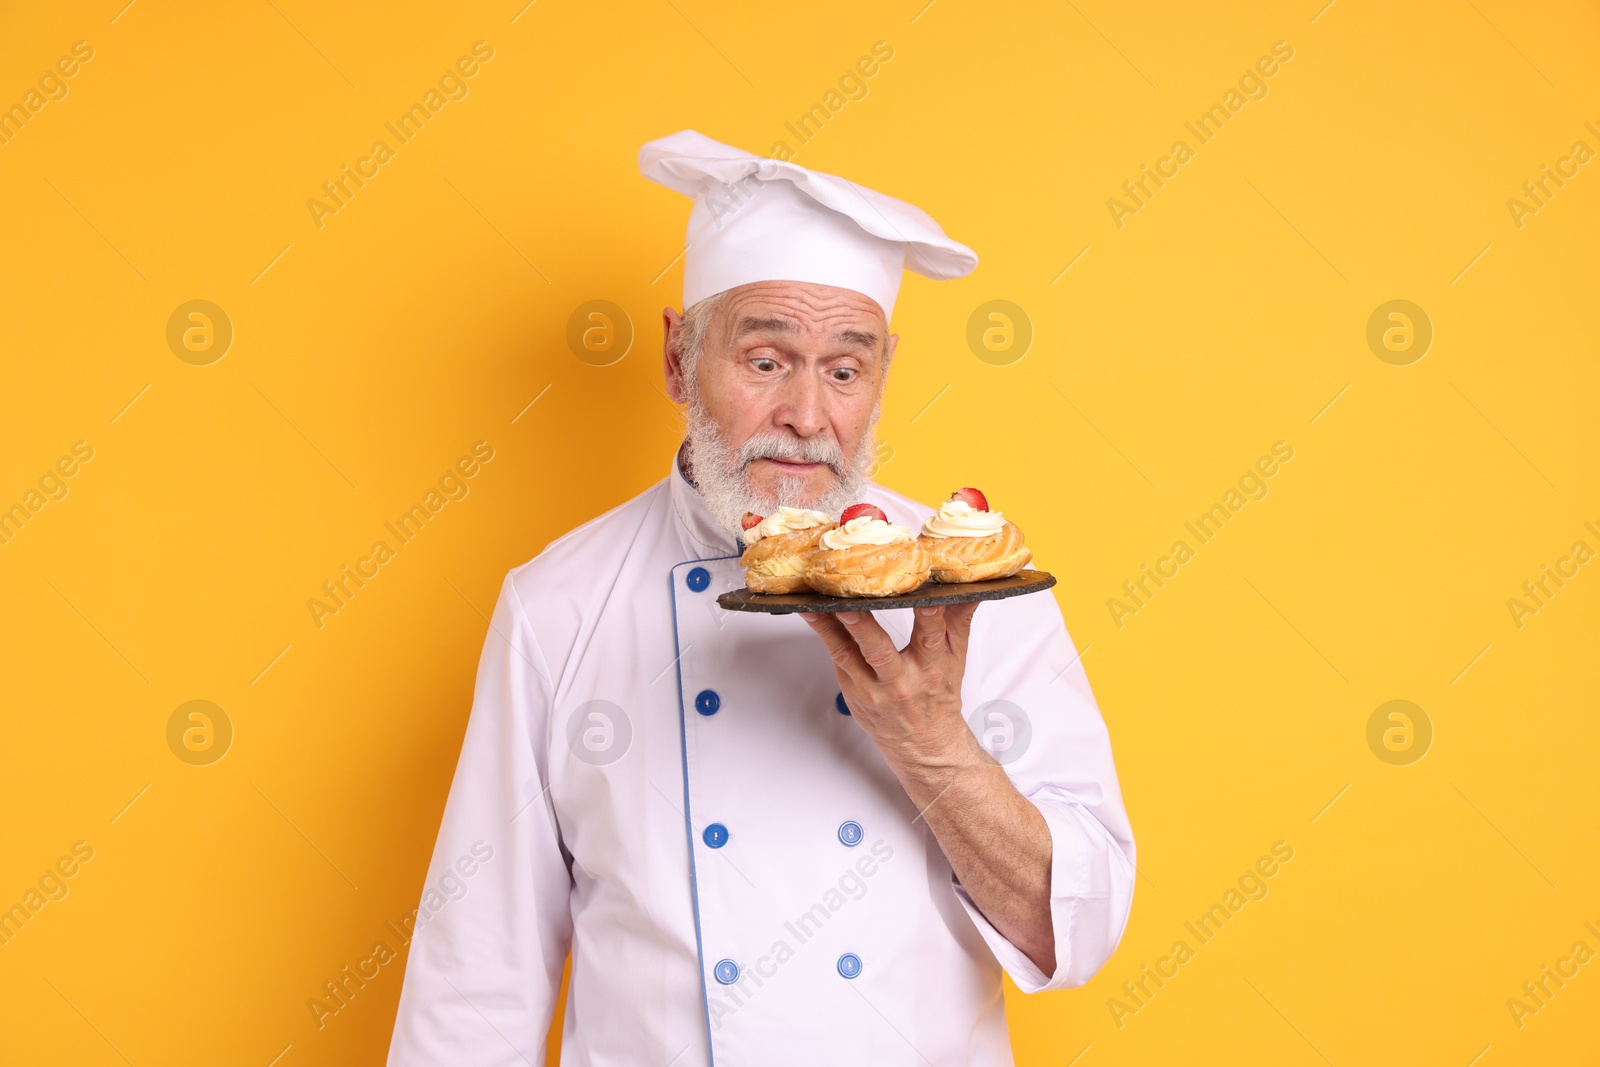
[834, 327, 879, 349]
[734, 315, 801, 337]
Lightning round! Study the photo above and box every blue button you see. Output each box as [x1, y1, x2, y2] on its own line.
[695, 689, 721, 716]
[837, 953, 862, 979]
[835, 692, 851, 716]
[686, 566, 710, 592]
[702, 822, 729, 849]
[714, 958, 740, 984]
[837, 820, 864, 847]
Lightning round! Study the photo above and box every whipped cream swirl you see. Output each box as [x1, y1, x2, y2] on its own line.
[921, 499, 1006, 538]
[820, 515, 914, 550]
[742, 506, 834, 545]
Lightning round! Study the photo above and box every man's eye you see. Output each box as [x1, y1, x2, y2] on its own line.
[752, 358, 778, 372]
[831, 368, 856, 382]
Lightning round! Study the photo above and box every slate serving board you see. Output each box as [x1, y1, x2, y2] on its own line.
[717, 569, 1056, 614]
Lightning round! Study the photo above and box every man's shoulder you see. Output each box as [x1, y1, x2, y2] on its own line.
[505, 478, 672, 599]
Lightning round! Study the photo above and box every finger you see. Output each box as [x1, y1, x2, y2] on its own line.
[912, 606, 970, 692]
[800, 612, 874, 680]
[945, 601, 981, 662]
[909, 606, 948, 663]
[835, 611, 905, 682]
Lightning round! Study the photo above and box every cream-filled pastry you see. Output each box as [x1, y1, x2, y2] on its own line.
[918, 487, 1031, 583]
[804, 503, 932, 598]
[738, 506, 836, 593]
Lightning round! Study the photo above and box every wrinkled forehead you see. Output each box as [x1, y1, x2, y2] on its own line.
[713, 281, 888, 353]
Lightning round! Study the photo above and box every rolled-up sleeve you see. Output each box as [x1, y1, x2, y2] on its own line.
[387, 573, 574, 1065]
[950, 581, 1137, 993]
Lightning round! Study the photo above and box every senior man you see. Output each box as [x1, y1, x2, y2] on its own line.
[387, 130, 1135, 1066]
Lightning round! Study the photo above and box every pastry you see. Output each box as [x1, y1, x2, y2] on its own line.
[804, 503, 932, 598]
[739, 507, 836, 594]
[918, 487, 1031, 583]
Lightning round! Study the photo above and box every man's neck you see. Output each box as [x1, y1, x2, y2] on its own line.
[676, 441, 697, 487]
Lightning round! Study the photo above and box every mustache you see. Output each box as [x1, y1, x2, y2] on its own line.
[679, 373, 877, 538]
[738, 432, 845, 473]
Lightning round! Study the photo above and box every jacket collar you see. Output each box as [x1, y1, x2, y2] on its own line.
[668, 440, 741, 560]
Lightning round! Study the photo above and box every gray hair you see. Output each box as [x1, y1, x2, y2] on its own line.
[670, 291, 731, 382]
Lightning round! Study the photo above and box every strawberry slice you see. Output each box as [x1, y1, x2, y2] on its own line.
[839, 502, 888, 525]
[949, 487, 989, 511]
[740, 512, 765, 531]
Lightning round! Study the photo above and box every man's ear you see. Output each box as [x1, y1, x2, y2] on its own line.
[882, 332, 899, 375]
[662, 307, 686, 402]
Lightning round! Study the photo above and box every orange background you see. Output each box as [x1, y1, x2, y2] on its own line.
[1, 1, 1597, 1064]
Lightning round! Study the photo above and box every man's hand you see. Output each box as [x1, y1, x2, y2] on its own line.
[797, 603, 1059, 977]
[798, 603, 980, 765]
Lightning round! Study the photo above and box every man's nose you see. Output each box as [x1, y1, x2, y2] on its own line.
[776, 368, 828, 438]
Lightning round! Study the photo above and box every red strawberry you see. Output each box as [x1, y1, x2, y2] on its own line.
[949, 487, 989, 511]
[839, 502, 888, 525]
[740, 512, 765, 531]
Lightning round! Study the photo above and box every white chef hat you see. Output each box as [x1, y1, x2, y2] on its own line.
[638, 129, 977, 322]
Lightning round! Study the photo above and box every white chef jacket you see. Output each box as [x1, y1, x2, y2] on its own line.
[386, 444, 1135, 1067]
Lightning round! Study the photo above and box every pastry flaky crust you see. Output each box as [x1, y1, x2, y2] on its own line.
[740, 524, 835, 594]
[803, 539, 933, 598]
[919, 520, 1032, 583]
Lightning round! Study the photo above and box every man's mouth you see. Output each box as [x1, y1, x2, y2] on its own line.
[754, 456, 827, 473]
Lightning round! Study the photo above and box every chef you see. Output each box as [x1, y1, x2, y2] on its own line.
[386, 129, 1135, 1066]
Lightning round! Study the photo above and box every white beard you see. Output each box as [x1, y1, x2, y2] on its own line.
[681, 385, 878, 540]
